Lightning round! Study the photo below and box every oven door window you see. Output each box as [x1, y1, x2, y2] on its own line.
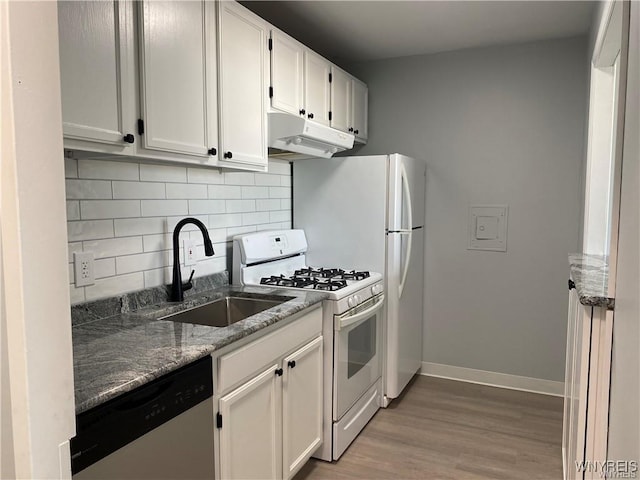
[348, 317, 376, 378]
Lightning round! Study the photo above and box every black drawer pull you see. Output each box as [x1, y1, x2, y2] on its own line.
[224, 151, 233, 159]
[288, 360, 296, 369]
[208, 147, 217, 156]
[275, 368, 283, 377]
[123, 133, 135, 144]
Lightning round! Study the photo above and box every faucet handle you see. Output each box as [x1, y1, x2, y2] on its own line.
[182, 269, 195, 292]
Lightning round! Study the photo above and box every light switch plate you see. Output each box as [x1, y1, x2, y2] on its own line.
[468, 205, 508, 252]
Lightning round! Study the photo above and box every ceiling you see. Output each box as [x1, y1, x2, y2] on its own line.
[241, 1, 596, 65]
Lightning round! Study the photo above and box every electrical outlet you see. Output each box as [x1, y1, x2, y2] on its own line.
[184, 238, 197, 266]
[74, 252, 95, 287]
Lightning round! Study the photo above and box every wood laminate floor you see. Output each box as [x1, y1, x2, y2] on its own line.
[295, 376, 564, 480]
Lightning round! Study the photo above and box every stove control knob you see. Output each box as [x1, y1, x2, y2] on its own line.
[371, 285, 383, 295]
[348, 297, 356, 308]
[354, 295, 362, 305]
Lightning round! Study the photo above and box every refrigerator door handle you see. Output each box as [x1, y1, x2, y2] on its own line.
[398, 164, 413, 298]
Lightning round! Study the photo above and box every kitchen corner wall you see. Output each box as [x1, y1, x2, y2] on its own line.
[65, 157, 292, 304]
[348, 36, 588, 383]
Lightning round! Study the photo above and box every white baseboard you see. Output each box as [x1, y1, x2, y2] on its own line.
[420, 362, 564, 397]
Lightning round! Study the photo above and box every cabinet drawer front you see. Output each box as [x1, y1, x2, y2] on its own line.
[218, 306, 322, 392]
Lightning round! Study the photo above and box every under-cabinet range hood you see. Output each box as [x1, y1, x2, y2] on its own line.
[268, 112, 354, 158]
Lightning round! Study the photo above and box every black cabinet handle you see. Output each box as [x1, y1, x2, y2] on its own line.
[299, 109, 306, 115]
[123, 133, 135, 144]
[348, 127, 354, 133]
[275, 368, 283, 377]
[354, 129, 359, 135]
[307, 113, 314, 119]
[288, 360, 296, 369]
[208, 147, 217, 156]
[224, 151, 233, 159]
[568, 279, 576, 290]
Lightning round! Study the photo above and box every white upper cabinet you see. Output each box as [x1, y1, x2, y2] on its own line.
[138, 0, 217, 159]
[330, 65, 352, 133]
[58, 0, 136, 153]
[304, 50, 331, 126]
[351, 77, 368, 143]
[217, 1, 269, 171]
[270, 30, 304, 116]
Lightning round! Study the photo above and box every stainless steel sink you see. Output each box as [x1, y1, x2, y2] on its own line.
[160, 295, 291, 327]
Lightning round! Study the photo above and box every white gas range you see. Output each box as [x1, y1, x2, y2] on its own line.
[232, 230, 384, 461]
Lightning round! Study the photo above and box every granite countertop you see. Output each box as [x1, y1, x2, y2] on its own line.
[72, 273, 328, 414]
[568, 254, 614, 310]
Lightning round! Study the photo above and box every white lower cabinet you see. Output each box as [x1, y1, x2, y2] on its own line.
[282, 337, 323, 479]
[218, 364, 281, 480]
[215, 306, 323, 480]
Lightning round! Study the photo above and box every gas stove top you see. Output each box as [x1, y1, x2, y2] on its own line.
[259, 268, 371, 291]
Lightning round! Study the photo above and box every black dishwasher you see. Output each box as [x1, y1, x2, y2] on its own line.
[71, 356, 214, 479]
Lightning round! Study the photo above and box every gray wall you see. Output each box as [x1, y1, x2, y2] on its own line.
[348, 36, 588, 382]
[607, 1, 639, 464]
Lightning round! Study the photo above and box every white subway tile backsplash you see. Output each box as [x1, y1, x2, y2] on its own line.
[208, 185, 241, 199]
[140, 164, 187, 183]
[67, 201, 80, 221]
[113, 181, 165, 199]
[66, 179, 112, 199]
[166, 215, 210, 233]
[256, 199, 281, 211]
[255, 173, 281, 186]
[69, 285, 86, 304]
[188, 199, 226, 215]
[78, 159, 139, 180]
[209, 213, 243, 228]
[95, 258, 116, 279]
[114, 217, 165, 236]
[116, 251, 171, 275]
[166, 183, 208, 199]
[84, 273, 145, 301]
[187, 167, 224, 184]
[242, 211, 270, 225]
[141, 200, 188, 217]
[66, 158, 290, 304]
[81, 200, 141, 219]
[143, 233, 173, 253]
[269, 187, 291, 199]
[226, 199, 255, 213]
[227, 225, 257, 239]
[83, 236, 143, 259]
[65, 157, 78, 178]
[268, 159, 291, 175]
[241, 186, 269, 199]
[68, 220, 114, 242]
[224, 172, 255, 185]
[269, 210, 291, 223]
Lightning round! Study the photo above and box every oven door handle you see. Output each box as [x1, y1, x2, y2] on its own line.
[335, 294, 385, 331]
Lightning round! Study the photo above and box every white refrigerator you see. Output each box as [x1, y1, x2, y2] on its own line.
[293, 153, 426, 403]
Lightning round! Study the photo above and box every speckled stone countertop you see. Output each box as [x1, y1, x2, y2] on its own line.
[72, 272, 328, 414]
[568, 254, 614, 310]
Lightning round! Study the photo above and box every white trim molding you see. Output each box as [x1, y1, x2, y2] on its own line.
[420, 362, 564, 397]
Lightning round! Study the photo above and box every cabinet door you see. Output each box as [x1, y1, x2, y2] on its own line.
[330, 66, 352, 133]
[219, 365, 281, 480]
[351, 77, 368, 143]
[271, 30, 304, 116]
[138, 0, 216, 157]
[304, 50, 331, 126]
[58, 1, 136, 151]
[218, 1, 269, 170]
[282, 336, 323, 480]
